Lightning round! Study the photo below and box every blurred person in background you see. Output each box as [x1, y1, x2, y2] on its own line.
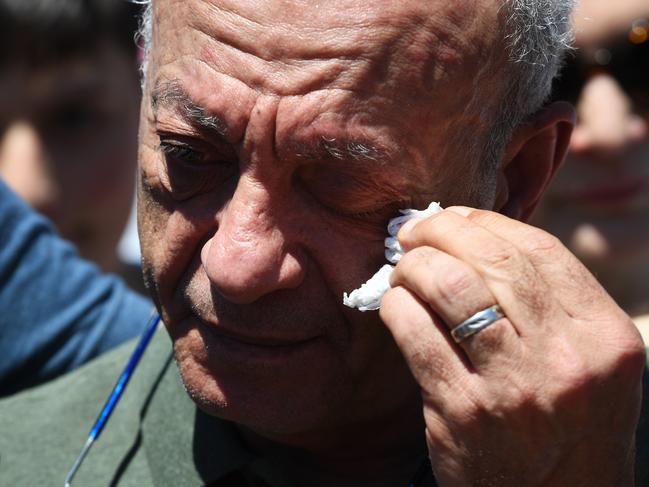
[0, 0, 145, 291]
[0, 178, 151, 396]
[532, 0, 649, 336]
[0, 0, 151, 394]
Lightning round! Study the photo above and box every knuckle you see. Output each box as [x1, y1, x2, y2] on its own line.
[480, 241, 519, 269]
[507, 387, 537, 412]
[409, 337, 438, 371]
[436, 265, 477, 304]
[543, 330, 647, 418]
[406, 335, 462, 387]
[549, 349, 600, 403]
[560, 350, 593, 385]
[421, 208, 463, 235]
[406, 214, 441, 243]
[578, 319, 647, 385]
[445, 390, 487, 427]
[606, 329, 647, 378]
[522, 230, 564, 258]
[489, 380, 537, 415]
[464, 207, 497, 225]
[393, 247, 434, 286]
[398, 246, 432, 271]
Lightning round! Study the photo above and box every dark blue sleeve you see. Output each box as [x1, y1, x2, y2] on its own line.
[0, 179, 152, 396]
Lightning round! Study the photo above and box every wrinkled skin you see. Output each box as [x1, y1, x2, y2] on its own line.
[137, 0, 646, 485]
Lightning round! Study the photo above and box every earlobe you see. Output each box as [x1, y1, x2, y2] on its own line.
[497, 101, 575, 221]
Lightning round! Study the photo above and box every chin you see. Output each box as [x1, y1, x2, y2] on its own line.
[171, 325, 355, 437]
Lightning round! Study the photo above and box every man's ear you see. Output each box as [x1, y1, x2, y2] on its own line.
[495, 101, 575, 221]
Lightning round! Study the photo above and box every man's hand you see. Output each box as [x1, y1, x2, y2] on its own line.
[380, 207, 646, 486]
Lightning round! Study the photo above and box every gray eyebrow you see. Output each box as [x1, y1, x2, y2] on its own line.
[151, 79, 227, 135]
[294, 136, 388, 163]
[320, 137, 385, 162]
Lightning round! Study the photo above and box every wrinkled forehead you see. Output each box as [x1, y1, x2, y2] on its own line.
[149, 0, 502, 102]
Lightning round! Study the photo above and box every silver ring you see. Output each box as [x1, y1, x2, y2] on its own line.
[450, 305, 505, 343]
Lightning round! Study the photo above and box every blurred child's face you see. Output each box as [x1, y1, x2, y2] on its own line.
[534, 0, 649, 271]
[0, 42, 140, 271]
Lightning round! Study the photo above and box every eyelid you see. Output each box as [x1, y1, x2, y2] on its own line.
[157, 128, 237, 159]
[159, 140, 202, 159]
[336, 198, 413, 224]
[157, 131, 203, 145]
[157, 135, 211, 165]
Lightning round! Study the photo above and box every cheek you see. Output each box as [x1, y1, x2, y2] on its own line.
[139, 192, 220, 315]
[289, 207, 390, 306]
[138, 202, 176, 312]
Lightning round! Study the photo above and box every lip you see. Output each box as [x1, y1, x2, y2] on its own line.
[196, 317, 321, 349]
[197, 323, 325, 364]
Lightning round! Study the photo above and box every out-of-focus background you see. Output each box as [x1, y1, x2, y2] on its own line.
[532, 0, 649, 324]
[0, 0, 144, 292]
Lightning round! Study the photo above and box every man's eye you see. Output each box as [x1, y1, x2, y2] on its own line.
[159, 141, 204, 164]
[340, 200, 411, 226]
[155, 136, 237, 200]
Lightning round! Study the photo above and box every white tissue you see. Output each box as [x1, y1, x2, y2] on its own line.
[343, 202, 443, 311]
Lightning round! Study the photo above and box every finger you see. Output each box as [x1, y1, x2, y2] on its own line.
[390, 246, 521, 368]
[379, 285, 475, 390]
[398, 209, 558, 336]
[445, 207, 619, 325]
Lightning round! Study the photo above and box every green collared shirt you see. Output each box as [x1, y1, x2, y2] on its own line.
[0, 327, 647, 485]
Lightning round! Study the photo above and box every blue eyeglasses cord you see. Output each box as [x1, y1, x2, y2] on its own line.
[63, 311, 161, 487]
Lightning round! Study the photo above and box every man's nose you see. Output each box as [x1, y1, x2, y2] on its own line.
[200, 177, 306, 304]
[0, 122, 58, 216]
[570, 74, 648, 157]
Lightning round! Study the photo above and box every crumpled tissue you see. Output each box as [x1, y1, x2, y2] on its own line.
[343, 202, 443, 311]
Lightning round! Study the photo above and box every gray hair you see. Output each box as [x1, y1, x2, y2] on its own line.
[133, 0, 153, 76]
[483, 0, 575, 177]
[133, 0, 574, 179]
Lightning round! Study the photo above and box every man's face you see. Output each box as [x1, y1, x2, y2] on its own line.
[138, 0, 501, 437]
[0, 42, 140, 271]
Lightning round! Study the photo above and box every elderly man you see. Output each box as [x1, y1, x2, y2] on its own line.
[1, 0, 647, 485]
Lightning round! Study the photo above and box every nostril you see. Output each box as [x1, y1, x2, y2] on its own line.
[200, 228, 306, 305]
[200, 238, 213, 270]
